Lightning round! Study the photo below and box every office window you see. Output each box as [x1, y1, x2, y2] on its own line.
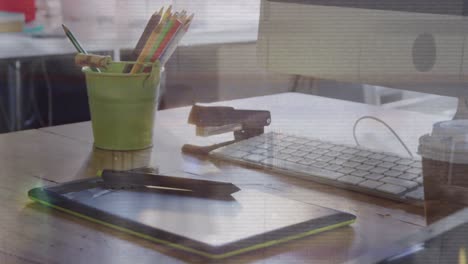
[58, 0, 260, 33]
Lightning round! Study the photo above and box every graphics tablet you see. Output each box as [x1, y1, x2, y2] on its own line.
[28, 177, 356, 259]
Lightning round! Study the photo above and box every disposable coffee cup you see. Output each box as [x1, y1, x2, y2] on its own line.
[418, 120, 468, 224]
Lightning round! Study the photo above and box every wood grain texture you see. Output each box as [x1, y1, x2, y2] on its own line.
[2, 93, 448, 263]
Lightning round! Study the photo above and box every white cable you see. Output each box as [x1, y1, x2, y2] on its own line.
[352, 116, 414, 158]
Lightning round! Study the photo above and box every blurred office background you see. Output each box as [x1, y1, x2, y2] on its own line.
[0, 0, 457, 133]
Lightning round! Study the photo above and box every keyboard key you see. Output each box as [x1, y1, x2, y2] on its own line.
[313, 149, 329, 155]
[356, 164, 374, 171]
[276, 141, 294, 147]
[273, 153, 291, 160]
[252, 141, 268, 148]
[379, 162, 396, 169]
[363, 159, 382, 166]
[399, 173, 419, 180]
[312, 161, 328, 168]
[359, 180, 384, 189]
[382, 156, 400, 163]
[365, 173, 385, 181]
[280, 148, 297, 154]
[368, 153, 386, 160]
[370, 167, 388, 174]
[251, 149, 270, 155]
[305, 141, 321, 147]
[291, 150, 308, 157]
[338, 175, 365, 185]
[351, 170, 370, 177]
[342, 148, 360, 154]
[325, 164, 342, 171]
[330, 146, 347, 152]
[406, 167, 422, 175]
[260, 158, 286, 167]
[377, 184, 407, 195]
[304, 153, 320, 160]
[229, 150, 250, 159]
[330, 159, 347, 165]
[405, 186, 425, 200]
[324, 151, 341, 157]
[381, 177, 418, 189]
[299, 146, 315, 152]
[338, 154, 353, 160]
[286, 156, 303, 162]
[392, 165, 411, 172]
[243, 154, 266, 163]
[396, 159, 415, 166]
[315, 156, 334, 163]
[343, 161, 360, 168]
[356, 150, 373, 157]
[350, 156, 367, 163]
[288, 143, 303, 149]
[298, 159, 314, 165]
[317, 143, 334, 149]
[256, 143, 274, 150]
[265, 151, 283, 158]
[337, 167, 356, 174]
[383, 170, 403, 177]
[262, 159, 344, 180]
[236, 145, 256, 152]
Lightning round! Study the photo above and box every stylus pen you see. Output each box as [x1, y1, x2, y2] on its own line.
[99, 170, 240, 197]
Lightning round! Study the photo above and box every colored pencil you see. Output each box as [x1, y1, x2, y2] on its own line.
[160, 14, 194, 66]
[123, 8, 163, 73]
[149, 15, 183, 62]
[130, 6, 173, 74]
[146, 13, 175, 63]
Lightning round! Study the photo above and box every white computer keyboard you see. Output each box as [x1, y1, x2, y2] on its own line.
[210, 132, 424, 204]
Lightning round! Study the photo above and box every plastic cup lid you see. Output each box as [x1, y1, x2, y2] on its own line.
[419, 120, 468, 163]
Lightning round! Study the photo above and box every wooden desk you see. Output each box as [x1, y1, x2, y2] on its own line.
[1, 93, 447, 263]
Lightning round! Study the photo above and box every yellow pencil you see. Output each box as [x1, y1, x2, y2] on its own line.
[130, 6, 173, 74]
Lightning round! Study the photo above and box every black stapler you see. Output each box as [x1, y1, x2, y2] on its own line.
[182, 105, 271, 155]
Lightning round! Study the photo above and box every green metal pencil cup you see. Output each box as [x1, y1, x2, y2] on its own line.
[83, 61, 160, 150]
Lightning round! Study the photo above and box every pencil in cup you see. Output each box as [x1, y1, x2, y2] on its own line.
[123, 8, 163, 73]
[130, 6, 173, 74]
[159, 14, 194, 65]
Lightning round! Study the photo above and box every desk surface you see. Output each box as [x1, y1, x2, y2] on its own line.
[1, 93, 448, 263]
